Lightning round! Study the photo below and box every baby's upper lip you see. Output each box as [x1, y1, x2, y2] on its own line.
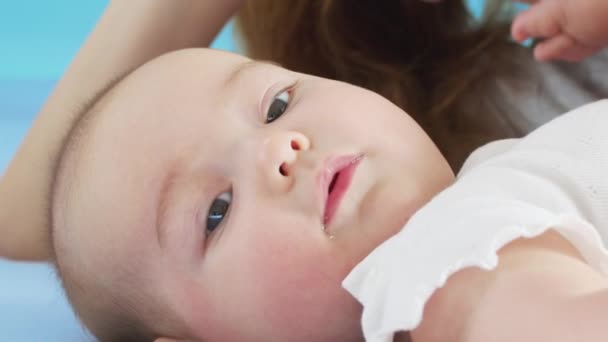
[316, 153, 364, 230]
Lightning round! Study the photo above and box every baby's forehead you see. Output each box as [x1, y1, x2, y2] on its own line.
[107, 49, 263, 112]
[63, 48, 256, 177]
[102, 49, 291, 139]
[130, 48, 290, 94]
[138, 48, 253, 85]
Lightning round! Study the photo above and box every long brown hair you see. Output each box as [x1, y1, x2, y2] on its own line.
[236, 0, 528, 169]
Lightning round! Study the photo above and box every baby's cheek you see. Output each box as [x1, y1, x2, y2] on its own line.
[247, 235, 329, 292]
[244, 234, 343, 323]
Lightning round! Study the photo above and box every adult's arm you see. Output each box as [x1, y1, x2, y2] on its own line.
[0, 0, 244, 261]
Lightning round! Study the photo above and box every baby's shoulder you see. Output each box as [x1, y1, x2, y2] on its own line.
[521, 99, 608, 146]
[461, 99, 608, 177]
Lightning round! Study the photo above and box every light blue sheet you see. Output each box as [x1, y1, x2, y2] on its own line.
[0, 1, 488, 341]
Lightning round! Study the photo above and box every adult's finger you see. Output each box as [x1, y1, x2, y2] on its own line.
[556, 45, 599, 62]
[511, 1, 562, 42]
[511, 0, 538, 4]
[533, 34, 575, 61]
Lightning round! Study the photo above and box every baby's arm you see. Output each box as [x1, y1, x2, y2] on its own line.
[0, 0, 244, 260]
[412, 231, 608, 342]
[468, 235, 608, 342]
[511, 0, 608, 62]
[411, 100, 608, 342]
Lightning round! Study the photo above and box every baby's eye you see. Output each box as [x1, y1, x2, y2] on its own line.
[265, 89, 290, 124]
[206, 191, 232, 235]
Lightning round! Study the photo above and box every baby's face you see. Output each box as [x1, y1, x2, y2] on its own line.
[54, 48, 453, 340]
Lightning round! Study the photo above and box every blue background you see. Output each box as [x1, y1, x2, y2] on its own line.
[0, 1, 487, 341]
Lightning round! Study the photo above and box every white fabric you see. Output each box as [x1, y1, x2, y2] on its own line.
[343, 100, 608, 342]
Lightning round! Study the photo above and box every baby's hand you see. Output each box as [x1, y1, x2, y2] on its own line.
[511, 0, 608, 62]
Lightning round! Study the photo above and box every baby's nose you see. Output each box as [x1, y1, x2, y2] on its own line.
[258, 130, 311, 190]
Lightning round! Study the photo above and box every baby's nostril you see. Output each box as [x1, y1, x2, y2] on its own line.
[291, 140, 300, 150]
[279, 163, 288, 176]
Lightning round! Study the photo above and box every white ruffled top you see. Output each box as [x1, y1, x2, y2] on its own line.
[343, 100, 608, 342]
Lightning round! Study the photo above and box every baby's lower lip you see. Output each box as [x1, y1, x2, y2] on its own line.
[323, 156, 362, 228]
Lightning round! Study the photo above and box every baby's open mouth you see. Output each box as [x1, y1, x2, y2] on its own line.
[321, 154, 364, 228]
[328, 172, 340, 193]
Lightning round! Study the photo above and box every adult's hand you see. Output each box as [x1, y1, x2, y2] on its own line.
[511, 0, 608, 62]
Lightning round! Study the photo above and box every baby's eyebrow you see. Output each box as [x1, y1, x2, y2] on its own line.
[155, 164, 180, 249]
[224, 59, 282, 87]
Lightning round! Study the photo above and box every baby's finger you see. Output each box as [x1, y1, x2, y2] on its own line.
[533, 34, 575, 62]
[511, 1, 562, 43]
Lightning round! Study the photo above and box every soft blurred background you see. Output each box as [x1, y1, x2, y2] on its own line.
[0, 1, 487, 340]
